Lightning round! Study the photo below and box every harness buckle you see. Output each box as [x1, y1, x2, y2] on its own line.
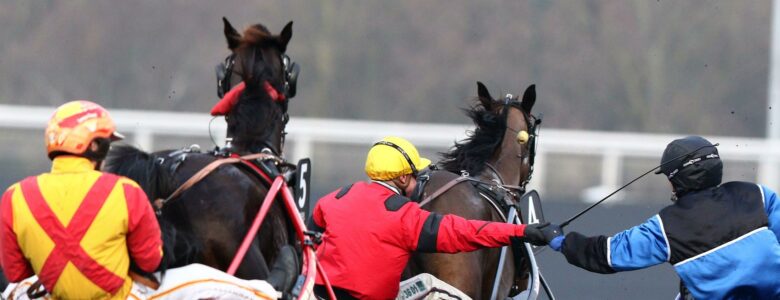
[304, 230, 322, 245]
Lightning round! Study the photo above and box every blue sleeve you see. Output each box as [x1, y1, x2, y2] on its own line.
[760, 184, 780, 239]
[608, 215, 670, 271]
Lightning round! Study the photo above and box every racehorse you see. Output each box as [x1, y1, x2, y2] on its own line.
[103, 18, 300, 291]
[406, 82, 540, 299]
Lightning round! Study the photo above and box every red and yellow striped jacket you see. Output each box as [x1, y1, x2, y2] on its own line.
[0, 156, 162, 299]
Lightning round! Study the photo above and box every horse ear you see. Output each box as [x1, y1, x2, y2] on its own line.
[521, 84, 536, 113]
[477, 81, 494, 109]
[278, 21, 293, 52]
[223, 17, 241, 50]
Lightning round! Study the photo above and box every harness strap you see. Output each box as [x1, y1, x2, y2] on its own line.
[418, 176, 481, 207]
[484, 162, 527, 196]
[477, 191, 508, 222]
[235, 157, 275, 184]
[419, 174, 524, 208]
[157, 153, 279, 208]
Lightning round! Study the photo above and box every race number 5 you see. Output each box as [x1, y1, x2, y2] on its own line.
[294, 158, 312, 218]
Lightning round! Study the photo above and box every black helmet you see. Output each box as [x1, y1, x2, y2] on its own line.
[655, 136, 722, 196]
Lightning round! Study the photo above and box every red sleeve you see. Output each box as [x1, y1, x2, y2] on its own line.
[312, 202, 326, 230]
[123, 183, 163, 272]
[0, 187, 34, 282]
[403, 203, 526, 253]
[434, 214, 526, 253]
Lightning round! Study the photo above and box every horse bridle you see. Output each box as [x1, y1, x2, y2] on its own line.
[216, 52, 299, 100]
[216, 53, 237, 99]
[497, 94, 543, 193]
[215, 49, 300, 156]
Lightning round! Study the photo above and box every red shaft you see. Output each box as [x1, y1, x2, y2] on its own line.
[227, 177, 284, 275]
[278, 183, 337, 299]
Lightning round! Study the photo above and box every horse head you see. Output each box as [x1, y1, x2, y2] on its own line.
[217, 17, 299, 156]
[413, 83, 543, 298]
[442, 82, 541, 190]
[475, 81, 540, 189]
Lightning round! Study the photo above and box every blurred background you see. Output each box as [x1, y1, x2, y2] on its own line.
[1, 1, 778, 299]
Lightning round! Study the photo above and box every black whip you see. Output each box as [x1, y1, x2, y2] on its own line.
[559, 143, 719, 229]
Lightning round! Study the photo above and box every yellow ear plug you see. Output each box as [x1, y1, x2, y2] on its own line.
[517, 130, 530, 144]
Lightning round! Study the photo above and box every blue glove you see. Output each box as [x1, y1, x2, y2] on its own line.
[549, 235, 564, 251]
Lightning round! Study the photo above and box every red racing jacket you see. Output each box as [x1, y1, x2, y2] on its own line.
[312, 181, 527, 299]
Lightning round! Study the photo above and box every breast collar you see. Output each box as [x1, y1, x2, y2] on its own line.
[474, 163, 523, 222]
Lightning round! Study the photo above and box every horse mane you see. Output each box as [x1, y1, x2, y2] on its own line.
[103, 144, 175, 200]
[103, 145, 202, 271]
[440, 100, 523, 176]
[229, 91, 284, 152]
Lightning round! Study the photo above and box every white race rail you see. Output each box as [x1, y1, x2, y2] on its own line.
[1, 104, 778, 193]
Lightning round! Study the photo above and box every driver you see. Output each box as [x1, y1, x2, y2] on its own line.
[310, 136, 561, 300]
[0, 100, 162, 299]
[0, 101, 282, 300]
[547, 136, 780, 299]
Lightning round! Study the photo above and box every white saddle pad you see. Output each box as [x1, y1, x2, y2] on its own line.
[2, 264, 280, 300]
[397, 273, 472, 300]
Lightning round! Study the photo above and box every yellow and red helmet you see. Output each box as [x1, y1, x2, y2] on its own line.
[45, 100, 123, 158]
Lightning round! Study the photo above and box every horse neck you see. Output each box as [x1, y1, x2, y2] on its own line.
[232, 138, 272, 155]
[485, 150, 523, 185]
[228, 92, 282, 155]
[230, 126, 280, 154]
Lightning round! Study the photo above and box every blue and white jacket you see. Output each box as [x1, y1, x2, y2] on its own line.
[561, 182, 780, 299]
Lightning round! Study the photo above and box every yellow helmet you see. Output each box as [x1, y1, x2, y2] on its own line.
[365, 136, 431, 181]
[45, 100, 123, 159]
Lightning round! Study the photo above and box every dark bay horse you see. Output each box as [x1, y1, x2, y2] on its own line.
[406, 82, 540, 299]
[103, 18, 299, 289]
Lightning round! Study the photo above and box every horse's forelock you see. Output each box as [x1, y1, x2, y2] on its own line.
[235, 25, 285, 86]
[241, 25, 280, 49]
